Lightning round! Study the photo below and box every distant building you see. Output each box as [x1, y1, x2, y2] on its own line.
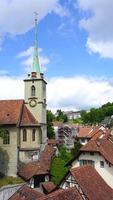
[64, 111, 81, 120]
[57, 124, 77, 150]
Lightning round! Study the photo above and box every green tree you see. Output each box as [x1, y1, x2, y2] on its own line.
[71, 141, 82, 157]
[56, 110, 68, 122]
[81, 102, 113, 125]
[47, 110, 55, 139]
[50, 145, 72, 184]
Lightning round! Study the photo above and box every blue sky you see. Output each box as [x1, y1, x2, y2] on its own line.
[0, 0, 113, 111]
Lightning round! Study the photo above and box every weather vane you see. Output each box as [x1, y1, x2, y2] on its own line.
[34, 11, 38, 21]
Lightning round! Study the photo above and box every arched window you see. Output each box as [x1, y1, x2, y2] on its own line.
[23, 129, 27, 142]
[32, 129, 35, 141]
[31, 85, 35, 96]
[3, 130, 10, 144]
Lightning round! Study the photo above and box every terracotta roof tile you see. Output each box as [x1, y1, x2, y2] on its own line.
[77, 127, 94, 138]
[70, 165, 113, 200]
[9, 185, 44, 200]
[18, 162, 48, 180]
[47, 139, 59, 145]
[18, 146, 56, 180]
[20, 104, 38, 126]
[0, 99, 39, 126]
[81, 134, 113, 165]
[41, 182, 56, 193]
[38, 187, 82, 200]
[0, 100, 23, 125]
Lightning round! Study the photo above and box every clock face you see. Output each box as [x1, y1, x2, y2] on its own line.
[29, 99, 37, 107]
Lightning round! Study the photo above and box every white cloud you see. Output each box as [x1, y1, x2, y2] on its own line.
[47, 76, 113, 111]
[18, 46, 50, 73]
[0, 76, 24, 99]
[0, 0, 67, 36]
[78, 0, 113, 58]
[1, 75, 113, 112]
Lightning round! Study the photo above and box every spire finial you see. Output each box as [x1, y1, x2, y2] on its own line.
[31, 12, 41, 78]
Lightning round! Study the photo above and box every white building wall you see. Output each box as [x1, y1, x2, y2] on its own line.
[72, 152, 113, 189]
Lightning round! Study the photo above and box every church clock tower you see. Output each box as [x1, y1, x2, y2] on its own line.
[24, 16, 47, 145]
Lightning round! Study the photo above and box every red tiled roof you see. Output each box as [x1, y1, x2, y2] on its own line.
[18, 145, 56, 180]
[20, 104, 38, 126]
[70, 165, 113, 200]
[0, 99, 39, 126]
[77, 126, 109, 140]
[41, 182, 56, 193]
[81, 134, 113, 165]
[77, 127, 94, 138]
[0, 100, 23, 125]
[48, 139, 59, 145]
[38, 187, 82, 200]
[89, 127, 109, 140]
[18, 162, 48, 180]
[9, 185, 44, 200]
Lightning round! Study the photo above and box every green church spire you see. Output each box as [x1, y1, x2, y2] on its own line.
[32, 13, 41, 78]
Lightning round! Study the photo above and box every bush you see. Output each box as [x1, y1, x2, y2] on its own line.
[50, 145, 72, 185]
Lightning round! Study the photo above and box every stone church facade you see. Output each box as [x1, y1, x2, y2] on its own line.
[0, 18, 47, 177]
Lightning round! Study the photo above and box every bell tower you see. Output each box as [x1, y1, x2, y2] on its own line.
[24, 14, 47, 145]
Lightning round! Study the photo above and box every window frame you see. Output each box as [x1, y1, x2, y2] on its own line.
[32, 129, 36, 142]
[3, 130, 10, 144]
[23, 129, 27, 142]
[31, 85, 36, 96]
[100, 161, 104, 168]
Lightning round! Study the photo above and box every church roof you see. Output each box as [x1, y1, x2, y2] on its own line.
[0, 100, 23, 125]
[0, 99, 39, 126]
[20, 104, 38, 126]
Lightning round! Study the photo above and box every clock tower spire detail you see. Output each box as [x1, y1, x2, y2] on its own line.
[24, 15, 47, 146]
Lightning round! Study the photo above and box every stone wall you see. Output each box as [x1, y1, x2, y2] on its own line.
[0, 183, 25, 200]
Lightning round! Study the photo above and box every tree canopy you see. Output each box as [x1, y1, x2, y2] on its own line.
[56, 109, 68, 122]
[47, 110, 55, 139]
[81, 102, 113, 125]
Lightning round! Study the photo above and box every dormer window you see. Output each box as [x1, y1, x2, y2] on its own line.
[31, 85, 35, 96]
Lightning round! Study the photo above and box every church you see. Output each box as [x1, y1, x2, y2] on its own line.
[0, 17, 47, 177]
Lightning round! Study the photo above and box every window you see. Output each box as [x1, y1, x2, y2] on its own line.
[3, 130, 10, 144]
[65, 181, 70, 189]
[79, 160, 95, 167]
[32, 129, 35, 141]
[109, 163, 111, 167]
[81, 138, 85, 143]
[23, 129, 27, 142]
[31, 85, 35, 96]
[100, 161, 104, 168]
[90, 152, 94, 156]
